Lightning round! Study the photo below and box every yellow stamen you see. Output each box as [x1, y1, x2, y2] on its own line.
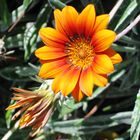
[66, 37, 94, 69]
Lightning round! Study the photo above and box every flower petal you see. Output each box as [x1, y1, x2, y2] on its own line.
[72, 82, 84, 101]
[38, 58, 69, 78]
[12, 88, 34, 95]
[79, 66, 94, 96]
[93, 14, 109, 33]
[54, 9, 66, 36]
[39, 27, 68, 47]
[52, 72, 62, 94]
[93, 72, 108, 87]
[102, 48, 122, 64]
[52, 66, 81, 95]
[54, 6, 78, 36]
[60, 67, 81, 96]
[92, 54, 114, 74]
[35, 46, 66, 60]
[76, 4, 96, 36]
[62, 6, 78, 36]
[91, 29, 116, 52]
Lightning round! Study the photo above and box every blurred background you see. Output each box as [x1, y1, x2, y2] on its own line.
[0, 0, 140, 139]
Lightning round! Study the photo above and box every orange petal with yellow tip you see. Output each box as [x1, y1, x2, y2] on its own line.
[60, 67, 81, 96]
[76, 4, 96, 36]
[93, 14, 109, 33]
[38, 58, 70, 78]
[6, 103, 21, 110]
[92, 72, 108, 87]
[79, 66, 94, 97]
[6, 98, 33, 110]
[61, 6, 78, 36]
[91, 29, 116, 52]
[52, 66, 71, 94]
[35, 46, 66, 60]
[102, 48, 122, 64]
[72, 82, 84, 101]
[39, 27, 68, 47]
[92, 54, 114, 74]
[54, 9, 66, 35]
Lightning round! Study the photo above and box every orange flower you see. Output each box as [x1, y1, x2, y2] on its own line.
[6, 88, 55, 136]
[35, 4, 122, 101]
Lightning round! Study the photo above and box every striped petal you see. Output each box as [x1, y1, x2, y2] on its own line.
[91, 29, 116, 52]
[62, 6, 78, 36]
[35, 46, 66, 60]
[76, 4, 96, 37]
[52, 66, 81, 95]
[79, 66, 94, 96]
[92, 54, 114, 74]
[60, 67, 81, 96]
[38, 58, 69, 78]
[39, 27, 68, 47]
[54, 6, 78, 36]
[54, 9, 66, 35]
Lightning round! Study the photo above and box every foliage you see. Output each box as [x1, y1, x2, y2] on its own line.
[0, 0, 140, 139]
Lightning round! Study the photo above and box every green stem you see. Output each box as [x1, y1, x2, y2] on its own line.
[116, 14, 140, 41]
[1, 121, 19, 140]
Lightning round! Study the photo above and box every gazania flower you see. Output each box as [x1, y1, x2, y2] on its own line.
[35, 4, 122, 101]
[6, 88, 55, 136]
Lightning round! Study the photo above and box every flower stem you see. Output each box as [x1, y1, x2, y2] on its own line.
[116, 14, 140, 41]
[84, 93, 107, 120]
[1, 121, 19, 140]
[109, 0, 124, 22]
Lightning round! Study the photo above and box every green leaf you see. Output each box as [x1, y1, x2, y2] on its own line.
[35, 3, 52, 29]
[5, 34, 24, 49]
[61, 0, 73, 4]
[109, 0, 140, 32]
[48, 0, 66, 9]
[0, 66, 37, 81]
[0, 0, 11, 27]
[103, 96, 135, 112]
[119, 35, 140, 46]
[115, 0, 140, 32]
[5, 100, 15, 128]
[80, 0, 98, 6]
[120, 59, 140, 90]
[48, 112, 132, 135]
[15, 66, 38, 76]
[23, 0, 33, 9]
[130, 89, 140, 140]
[24, 3, 52, 60]
[105, 87, 137, 99]
[112, 44, 137, 53]
[23, 24, 37, 60]
[116, 59, 132, 71]
[59, 98, 84, 117]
